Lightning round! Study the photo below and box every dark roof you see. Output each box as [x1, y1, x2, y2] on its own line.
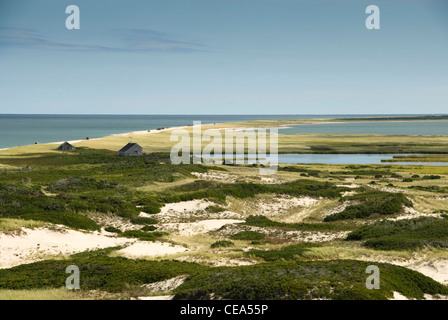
[58, 141, 75, 149]
[119, 143, 141, 153]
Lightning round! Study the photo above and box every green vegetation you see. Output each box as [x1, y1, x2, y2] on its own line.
[0, 184, 100, 230]
[245, 215, 354, 232]
[409, 186, 448, 193]
[0, 248, 207, 292]
[382, 155, 448, 163]
[173, 260, 448, 300]
[245, 244, 321, 261]
[104, 226, 122, 233]
[278, 166, 322, 177]
[121, 230, 167, 241]
[0, 152, 215, 230]
[324, 191, 412, 222]
[165, 179, 345, 204]
[206, 205, 226, 213]
[141, 225, 158, 232]
[130, 216, 158, 225]
[230, 231, 265, 241]
[346, 217, 448, 250]
[210, 240, 234, 248]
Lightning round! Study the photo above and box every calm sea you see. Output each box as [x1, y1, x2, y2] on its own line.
[1, 114, 447, 149]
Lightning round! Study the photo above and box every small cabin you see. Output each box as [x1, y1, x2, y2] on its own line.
[57, 141, 76, 151]
[118, 143, 143, 157]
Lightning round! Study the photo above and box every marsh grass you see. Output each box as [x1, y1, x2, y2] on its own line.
[0, 288, 89, 300]
[0, 218, 46, 232]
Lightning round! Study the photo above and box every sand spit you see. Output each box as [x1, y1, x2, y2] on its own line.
[0, 227, 134, 269]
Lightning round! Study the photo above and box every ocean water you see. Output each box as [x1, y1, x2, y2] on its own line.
[0, 114, 447, 149]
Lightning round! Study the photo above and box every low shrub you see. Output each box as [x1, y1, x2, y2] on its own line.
[346, 217, 448, 250]
[130, 216, 158, 225]
[230, 231, 265, 241]
[324, 191, 412, 222]
[245, 243, 321, 261]
[104, 226, 121, 233]
[211, 240, 234, 248]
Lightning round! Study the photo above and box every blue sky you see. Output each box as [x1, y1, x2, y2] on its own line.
[0, 0, 447, 114]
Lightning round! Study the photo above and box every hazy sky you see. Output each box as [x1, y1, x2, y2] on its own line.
[1, 0, 447, 114]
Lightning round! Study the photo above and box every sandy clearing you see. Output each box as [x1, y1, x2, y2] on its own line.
[192, 171, 236, 182]
[387, 207, 441, 221]
[234, 196, 319, 219]
[137, 295, 174, 300]
[141, 275, 187, 293]
[336, 183, 360, 189]
[115, 241, 188, 259]
[158, 219, 244, 236]
[391, 292, 408, 300]
[0, 227, 134, 269]
[159, 199, 215, 215]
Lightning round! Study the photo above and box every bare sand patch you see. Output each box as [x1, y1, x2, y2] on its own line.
[0, 227, 133, 269]
[192, 171, 236, 182]
[137, 295, 174, 300]
[141, 275, 187, 293]
[158, 219, 244, 236]
[115, 241, 188, 259]
[387, 207, 441, 221]
[228, 195, 319, 222]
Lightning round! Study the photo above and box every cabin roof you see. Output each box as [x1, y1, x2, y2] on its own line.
[58, 141, 74, 148]
[119, 142, 141, 153]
